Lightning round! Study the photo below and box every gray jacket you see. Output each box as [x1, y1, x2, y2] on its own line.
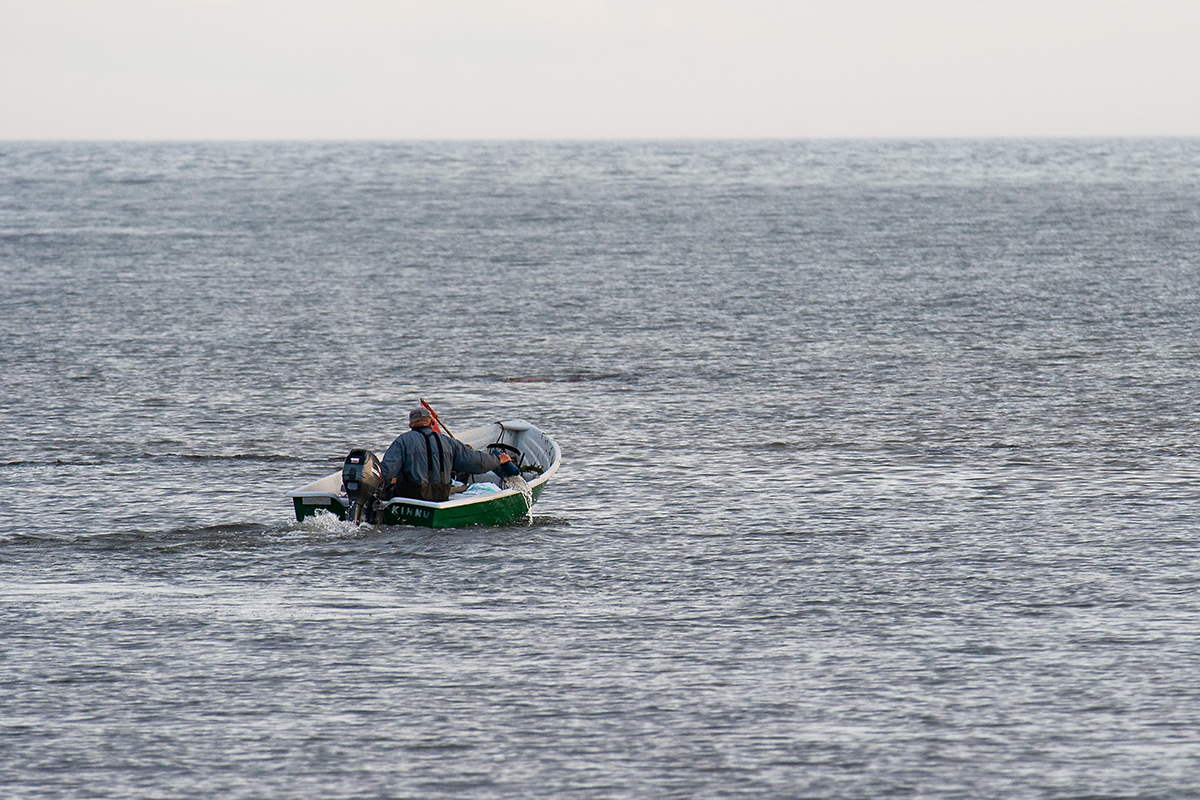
[380, 426, 502, 488]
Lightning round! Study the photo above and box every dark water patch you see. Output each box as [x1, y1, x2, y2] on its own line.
[500, 373, 623, 383]
[146, 452, 314, 464]
[62, 522, 280, 551]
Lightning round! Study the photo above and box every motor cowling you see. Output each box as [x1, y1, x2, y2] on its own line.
[342, 449, 382, 524]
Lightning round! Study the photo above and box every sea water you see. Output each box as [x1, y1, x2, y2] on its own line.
[2, 140, 1200, 798]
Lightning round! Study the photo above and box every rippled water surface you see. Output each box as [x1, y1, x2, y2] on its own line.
[2, 140, 1200, 798]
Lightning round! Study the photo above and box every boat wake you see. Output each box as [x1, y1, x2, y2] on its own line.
[296, 509, 366, 537]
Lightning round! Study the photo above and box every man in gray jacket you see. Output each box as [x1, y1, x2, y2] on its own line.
[380, 407, 511, 501]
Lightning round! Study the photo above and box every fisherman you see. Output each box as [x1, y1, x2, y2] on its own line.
[380, 407, 513, 501]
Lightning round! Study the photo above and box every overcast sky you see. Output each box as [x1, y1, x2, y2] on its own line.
[2, 0, 1198, 140]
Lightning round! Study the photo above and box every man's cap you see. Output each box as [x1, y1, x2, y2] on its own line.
[409, 407, 433, 423]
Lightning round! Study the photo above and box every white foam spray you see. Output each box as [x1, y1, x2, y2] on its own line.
[504, 475, 534, 524]
[298, 509, 365, 537]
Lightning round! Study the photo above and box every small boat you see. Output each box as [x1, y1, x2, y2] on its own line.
[287, 418, 561, 528]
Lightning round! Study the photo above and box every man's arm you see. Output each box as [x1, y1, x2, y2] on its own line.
[448, 438, 503, 475]
[379, 436, 408, 484]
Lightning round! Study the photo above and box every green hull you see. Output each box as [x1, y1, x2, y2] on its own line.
[292, 482, 545, 529]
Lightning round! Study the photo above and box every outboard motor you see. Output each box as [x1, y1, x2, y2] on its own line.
[342, 449, 382, 524]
